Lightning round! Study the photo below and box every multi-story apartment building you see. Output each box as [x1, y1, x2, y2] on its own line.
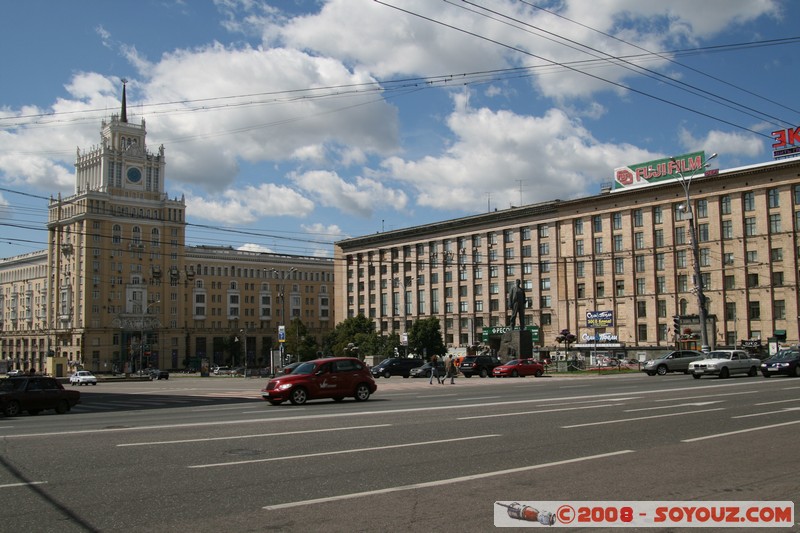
[335, 155, 800, 359]
[0, 85, 333, 376]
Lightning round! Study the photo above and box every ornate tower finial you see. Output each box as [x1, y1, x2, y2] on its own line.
[120, 78, 128, 123]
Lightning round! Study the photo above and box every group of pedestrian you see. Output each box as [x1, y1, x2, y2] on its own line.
[428, 353, 458, 385]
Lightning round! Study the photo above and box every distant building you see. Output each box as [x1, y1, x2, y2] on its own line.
[335, 155, 800, 359]
[0, 84, 333, 376]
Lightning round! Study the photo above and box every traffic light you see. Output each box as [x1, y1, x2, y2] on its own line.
[672, 316, 681, 332]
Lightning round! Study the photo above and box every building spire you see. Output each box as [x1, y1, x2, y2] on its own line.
[120, 78, 128, 123]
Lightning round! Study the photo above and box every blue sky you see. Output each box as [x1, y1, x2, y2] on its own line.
[1, 0, 799, 259]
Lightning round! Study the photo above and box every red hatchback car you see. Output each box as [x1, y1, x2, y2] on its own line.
[492, 358, 545, 378]
[261, 357, 377, 406]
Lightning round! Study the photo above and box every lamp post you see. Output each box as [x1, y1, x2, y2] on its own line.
[671, 152, 717, 352]
[272, 267, 296, 365]
[134, 299, 160, 373]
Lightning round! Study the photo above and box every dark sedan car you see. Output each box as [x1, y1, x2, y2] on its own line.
[0, 376, 80, 416]
[147, 368, 169, 380]
[409, 361, 446, 378]
[761, 348, 800, 377]
[370, 357, 424, 378]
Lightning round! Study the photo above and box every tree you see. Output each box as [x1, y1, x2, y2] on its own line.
[323, 315, 377, 357]
[407, 317, 446, 359]
[284, 318, 318, 362]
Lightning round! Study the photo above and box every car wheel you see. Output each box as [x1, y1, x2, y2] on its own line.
[718, 367, 730, 379]
[656, 365, 668, 376]
[794, 365, 800, 378]
[511, 370, 519, 378]
[748, 366, 757, 377]
[55, 400, 69, 415]
[479, 368, 488, 378]
[289, 387, 308, 406]
[762, 372, 770, 378]
[382, 371, 391, 379]
[692, 374, 701, 379]
[354, 383, 371, 402]
[3, 400, 21, 417]
[646, 372, 655, 376]
[28, 409, 41, 416]
[92, 382, 97, 385]
[332, 397, 345, 402]
[425, 370, 432, 378]
[534, 369, 543, 378]
[464, 374, 472, 378]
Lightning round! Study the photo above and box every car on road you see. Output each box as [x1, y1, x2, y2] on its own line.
[688, 349, 760, 379]
[370, 357, 424, 378]
[69, 370, 98, 386]
[409, 361, 446, 378]
[281, 361, 303, 374]
[492, 358, 545, 377]
[6, 369, 24, 377]
[642, 350, 705, 376]
[0, 376, 80, 416]
[147, 368, 169, 380]
[261, 357, 376, 406]
[459, 354, 503, 378]
[760, 348, 800, 377]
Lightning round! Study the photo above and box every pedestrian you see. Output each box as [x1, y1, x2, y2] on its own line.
[445, 355, 457, 384]
[429, 354, 441, 384]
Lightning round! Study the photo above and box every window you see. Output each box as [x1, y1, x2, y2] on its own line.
[634, 232, 644, 249]
[540, 260, 550, 273]
[677, 274, 688, 292]
[697, 199, 708, 218]
[615, 280, 625, 296]
[505, 247, 514, 259]
[654, 229, 664, 248]
[614, 234, 623, 251]
[595, 259, 604, 275]
[522, 245, 531, 257]
[743, 191, 755, 211]
[577, 283, 585, 298]
[504, 229, 514, 243]
[722, 220, 733, 240]
[748, 301, 760, 320]
[746, 250, 758, 263]
[657, 299, 667, 317]
[613, 212, 622, 230]
[720, 195, 731, 215]
[675, 203, 688, 221]
[576, 240, 584, 256]
[653, 206, 663, 224]
[540, 278, 551, 291]
[540, 295, 551, 308]
[574, 218, 584, 236]
[522, 227, 531, 240]
[747, 273, 759, 287]
[633, 209, 643, 227]
[538, 224, 549, 238]
[773, 299, 786, 320]
[576, 261, 585, 278]
[771, 248, 783, 262]
[614, 257, 624, 274]
[724, 275, 735, 289]
[675, 227, 686, 245]
[635, 255, 645, 273]
[539, 243, 550, 255]
[769, 214, 781, 234]
[656, 276, 666, 293]
[593, 215, 602, 233]
[697, 223, 709, 242]
[655, 253, 665, 271]
[637, 301, 647, 318]
[772, 271, 784, 286]
[768, 188, 780, 208]
[700, 248, 710, 267]
[594, 237, 603, 254]
[638, 324, 648, 342]
[676, 250, 687, 268]
[596, 282, 604, 297]
[745, 217, 757, 236]
[723, 253, 734, 265]
[636, 278, 645, 295]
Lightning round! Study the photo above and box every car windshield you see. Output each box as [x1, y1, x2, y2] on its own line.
[291, 362, 318, 375]
[774, 350, 799, 360]
[506, 359, 520, 365]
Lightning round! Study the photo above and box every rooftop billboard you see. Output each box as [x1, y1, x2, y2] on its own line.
[613, 151, 707, 191]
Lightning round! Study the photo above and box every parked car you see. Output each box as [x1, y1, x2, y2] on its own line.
[212, 366, 231, 375]
[409, 361, 446, 378]
[642, 350, 705, 376]
[147, 368, 169, 380]
[370, 357, 424, 378]
[459, 355, 503, 378]
[281, 362, 303, 374]
[0, 376, 80, 416]
[6, 369, 24, 377]
[492, 359, 544, 378]
[760, 348, 800, 377]
[69, 370, 98, 386]
[261, 357, 377, 406]
[688, 350, 760, 379]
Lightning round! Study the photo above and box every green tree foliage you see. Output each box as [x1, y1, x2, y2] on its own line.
[322, 315, 401, 359]
[407, 317, 446, 359]
[284, 318, 318, 362]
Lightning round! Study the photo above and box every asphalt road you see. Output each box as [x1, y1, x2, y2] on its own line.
[0, 373, 798, 532]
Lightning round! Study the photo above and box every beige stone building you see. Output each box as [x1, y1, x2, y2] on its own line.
[335, 155, 800, 359]
[0, 86, 333, 376]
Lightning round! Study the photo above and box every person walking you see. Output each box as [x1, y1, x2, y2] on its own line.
[429, 354, 442, 384]
[445, 354, 457, 384]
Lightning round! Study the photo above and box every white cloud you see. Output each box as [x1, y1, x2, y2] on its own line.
[678, 127, 764, 163]
[184, 182, 314, 224]
[290, 169, 409, 217]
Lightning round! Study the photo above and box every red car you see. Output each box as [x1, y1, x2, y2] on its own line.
[492, 358, 545, 378]
[261, 357, 377, 406]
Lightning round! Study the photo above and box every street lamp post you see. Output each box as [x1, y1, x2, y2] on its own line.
[671, 152, 717, 353]
[272, 267, 296, 365]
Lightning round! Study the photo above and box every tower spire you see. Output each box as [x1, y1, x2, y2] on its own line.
[120, 78, 128, 123]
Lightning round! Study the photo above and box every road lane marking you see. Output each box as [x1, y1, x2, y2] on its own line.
[191, 434, 500, 469]
[0, 481, 47, 489]
[754, 398, 800, 406]
[652, 390, 758, 402]
[681, 419, 800, 442]
[561, 408, 725, 428]
[262, 449, 635, 510]
[732, 407, 800, 419]
[624, 401, 723, 412]
[118, 424, 391, 447]
[459, 403, 622, 420]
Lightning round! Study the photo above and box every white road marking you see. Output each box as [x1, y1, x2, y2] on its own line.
[754, 398, 800, 406]
[0, 481, 47, 489]
[625, 401, 723, 412]
[561, 408, 725, 428]
[459, 403, 622, 420]
[732, 407, 800, 419]
[191, 434, 501, 469]
[681, 419, 800, 442]
[653, 390, 758, 402]
[262, 449, 635, 510]
[118, 424, 391, 447]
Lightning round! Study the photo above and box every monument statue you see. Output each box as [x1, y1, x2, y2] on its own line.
[508, 278, 526, 328]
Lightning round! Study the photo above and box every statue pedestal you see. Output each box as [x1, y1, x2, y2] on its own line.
[498, 329, 533, 361]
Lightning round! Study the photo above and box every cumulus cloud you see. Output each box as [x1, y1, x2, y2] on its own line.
[678, 127, 764, 164]
[184, 182, 314, 224]
[290, 169, 409, 217]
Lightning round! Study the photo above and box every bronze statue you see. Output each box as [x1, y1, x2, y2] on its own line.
[508, 278, 526, 328]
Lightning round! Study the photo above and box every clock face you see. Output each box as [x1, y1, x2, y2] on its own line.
[127, 167, 142, 183]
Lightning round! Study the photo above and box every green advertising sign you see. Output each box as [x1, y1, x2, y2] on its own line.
[482, 325, 540, 343]
[613, 151, 706, 191]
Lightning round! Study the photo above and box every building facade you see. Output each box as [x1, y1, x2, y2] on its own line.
[0, 85, 333, 375]
[335, 156, 800, 359]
